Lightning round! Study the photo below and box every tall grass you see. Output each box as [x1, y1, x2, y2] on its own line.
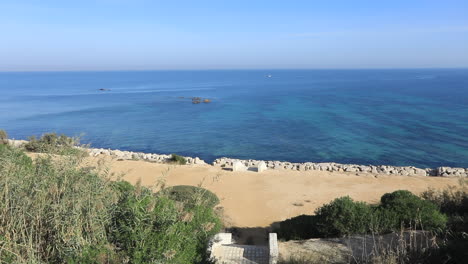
[0, 144, 116, 263]
[419, 179, 468, 264]
[0, 142, 222, 263]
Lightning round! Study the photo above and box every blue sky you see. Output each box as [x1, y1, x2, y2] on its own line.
[1, 0, 468, 71]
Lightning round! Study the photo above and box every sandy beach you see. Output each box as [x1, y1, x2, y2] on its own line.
[84, 156, 460, 228]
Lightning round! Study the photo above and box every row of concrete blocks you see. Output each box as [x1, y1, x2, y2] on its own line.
[232, 160, 268, 172]
[215, 157, 468, 177]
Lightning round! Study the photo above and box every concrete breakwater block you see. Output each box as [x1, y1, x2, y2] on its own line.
[232, 161, 247, 172]
[212, 157, 468, 177]
[258, 161, 268, 172]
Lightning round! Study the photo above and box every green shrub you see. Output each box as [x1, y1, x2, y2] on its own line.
[368, 206, 400, 233]
[0, 129, 7, 144]
[0, 145, 221, 264]
[158, 185, 220, 208]
[109, 182, 222, 264]
[67, 244, 125, 264]
[314, 196, 373, 237]
[276, 197, 371, 240]
[170, 153, 187, 165]
[275, 215, 318, 240]
[277, 190, 448, 241]
[0, 141, 222, 264]
[24, 132, 84, 155]
[380, 190, 447, 230]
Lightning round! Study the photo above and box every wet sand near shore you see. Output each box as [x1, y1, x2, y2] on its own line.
[86, 156, 459, 228]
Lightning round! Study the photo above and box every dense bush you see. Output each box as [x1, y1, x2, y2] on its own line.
[170, 153, 187, 165]
[380, 190, 447, 231]
[0, 144, 222, 264]
[277, 191, 448, 240]
[0, 129, 7, 144]
[109, 181, 221, 264]
[275, 215, 318, 240]
[67, 244, 124, 264]
[314, 196, 374, 237]
[276, 188, 467, 263]
[24, 132, 84, 155]
[159, 185, 220, 208]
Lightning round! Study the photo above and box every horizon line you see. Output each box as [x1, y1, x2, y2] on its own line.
[1, 66, 468, 73]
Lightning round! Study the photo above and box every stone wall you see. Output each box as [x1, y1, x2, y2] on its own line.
[213, 157, 468, 177]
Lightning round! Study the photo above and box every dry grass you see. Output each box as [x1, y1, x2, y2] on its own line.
[0, 145, 117, 263]
[0, 144, 223, 263]
[0, 129, 7, 144]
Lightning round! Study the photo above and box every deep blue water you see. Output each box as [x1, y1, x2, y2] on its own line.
[1, 69, 467, 168]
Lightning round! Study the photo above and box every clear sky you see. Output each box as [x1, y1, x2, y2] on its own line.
[1, 0, 468, 71]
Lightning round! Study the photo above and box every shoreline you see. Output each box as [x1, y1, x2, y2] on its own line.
[89, 156, 460, 227]
[8, 139, 468, 178]
[10, 139, 462, 227]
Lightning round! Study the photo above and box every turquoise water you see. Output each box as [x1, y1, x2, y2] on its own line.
[1, 69, 467, 168]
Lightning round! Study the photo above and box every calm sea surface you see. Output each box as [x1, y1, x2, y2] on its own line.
[1, 69, 467, 168]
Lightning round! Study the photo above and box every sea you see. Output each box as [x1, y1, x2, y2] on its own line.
[1, 69, 467, 168]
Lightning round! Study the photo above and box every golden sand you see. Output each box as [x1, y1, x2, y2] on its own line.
[88, 156, 458, 228]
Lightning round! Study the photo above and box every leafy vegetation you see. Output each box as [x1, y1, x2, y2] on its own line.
[275, 215, 318, 241]
[0, 143, 222, 263]
[170, 153, 187, 165]
[23, 132, 85, 155]
[158, 185, 220, 208]
[315, 196, 374, 237]
[277, 191, 447, 240]
[276, 186, 468, 264]
[379, 190, 447, 231]
[108, 182, 221, 264]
